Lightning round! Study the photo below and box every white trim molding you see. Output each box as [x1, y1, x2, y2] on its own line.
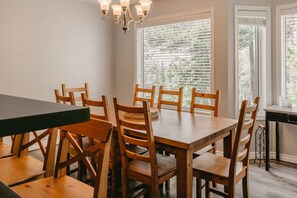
[234, 6, 271, 119]
[276, 3, 297, 104]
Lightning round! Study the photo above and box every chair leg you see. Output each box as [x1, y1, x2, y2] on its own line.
[110, 169, 115, 198]
[229, 184, 236, 198]
[66, 153, 70, 175]
[122, 175, 128, 198]
[151, 183, 160, 198]
[242, 174, 250, 198]
[165, 180, 170, 192]
[165, 151, 170, 192]
[211, 143, 217, 188]
[196, 178, 202, 198]
[205, 180, 211, 198]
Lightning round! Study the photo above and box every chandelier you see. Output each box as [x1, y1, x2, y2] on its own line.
[97, 0, 152, 33]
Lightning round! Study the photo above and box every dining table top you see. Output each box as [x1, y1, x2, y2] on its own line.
[153, 109, 237, 149]
[120, 109, 238, 150]
[0, 94, 90, 137]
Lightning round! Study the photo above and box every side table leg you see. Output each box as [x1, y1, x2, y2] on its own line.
[276, 122, 280, 161]
[265, 116, 270, 171]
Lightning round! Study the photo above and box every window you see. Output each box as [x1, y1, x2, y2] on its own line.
[277, 4, 297, 106]
[235, 6, 271, 117]
[136, 10, 214, 108]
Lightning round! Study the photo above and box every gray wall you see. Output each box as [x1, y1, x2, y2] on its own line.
[0, 0, 115, 101]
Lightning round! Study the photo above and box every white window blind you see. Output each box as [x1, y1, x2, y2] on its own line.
[281, 14, 297, 106]
[136, 17, 212, 107]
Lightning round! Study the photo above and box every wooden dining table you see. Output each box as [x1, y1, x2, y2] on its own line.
[113, 108, 238, 198]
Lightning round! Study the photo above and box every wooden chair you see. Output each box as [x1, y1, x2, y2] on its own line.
[193, 97, 260, 198]
[55, 89, 75, 105]
[133, 84, 156, 107]
[191, 89, 221, 155]
[113, 98, 176, 198]
[56, 89, 86, 178]
[0, 122, 58, 187]
[156, 86, 183, 191]
[81, 93, 110, 121]
[81, 93, 115, 196]
[157, 86, 183, 111]
[62, 83, 89, 104]
[12, 118, 113, 198]
[0, 137, 13, 159]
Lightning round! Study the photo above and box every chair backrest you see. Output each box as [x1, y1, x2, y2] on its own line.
[113, 98, 158, 183]
[81, 93, 110, 121]
[61, 83, 89, 103]
[157, 86, 183, 111]
[133, 84, 156, 107]
[55, 89, 75, 105]
[190, 88, 220, 116]
[57, 119, 113, 198]
[229, 97, 260, 179]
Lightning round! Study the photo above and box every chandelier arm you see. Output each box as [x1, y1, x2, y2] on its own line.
[101, 13, 118, 22]
[127, 7, 138, 23]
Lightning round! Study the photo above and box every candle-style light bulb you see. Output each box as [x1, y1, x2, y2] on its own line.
[112, 4, 122, 20]
[135, 5, 143, 19]
[98, 0, 111, 15]
[120, 0, 130, 9]
[139, 0, 152, 15]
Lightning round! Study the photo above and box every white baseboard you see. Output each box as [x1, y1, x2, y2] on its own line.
[216, 151, 297, 164]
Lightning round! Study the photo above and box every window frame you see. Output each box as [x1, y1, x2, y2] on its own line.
[133, 8, 215, 110]
[234, 6, 271, 119]
[276, 3, 297, 106]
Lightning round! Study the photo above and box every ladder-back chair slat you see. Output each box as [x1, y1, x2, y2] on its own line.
[133, 84, 156, 107]
[121, 120, 147, 131]
[125, 150, 151, 162]
[62, 83, 89, 102]
[157, 86, 183, 111]
[81, 94, 110, 121]
[123, 135, 149, 148]
[190, 88, 220, 117]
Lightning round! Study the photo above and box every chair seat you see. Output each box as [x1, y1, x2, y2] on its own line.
[12, 176, 93, 198]
[0, 155, 44, 186]
[127, 152, 176, 179]
[0, 142, 12, 158]
[193, 153, 245, 180]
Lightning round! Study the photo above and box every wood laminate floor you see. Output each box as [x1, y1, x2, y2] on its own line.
[29, 149, 297, 198]
[159, 160, 297, 198]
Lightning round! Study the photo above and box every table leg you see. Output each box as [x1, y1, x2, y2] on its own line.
[176, 149, 193, 198]
[276, 122, 280, 161]
[265, 116, 270, 171]
[223, 129, 235, 159]
[44, 128, 58, 177]
[223, 129, 235, 193]
[57, 130, 69, 177]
